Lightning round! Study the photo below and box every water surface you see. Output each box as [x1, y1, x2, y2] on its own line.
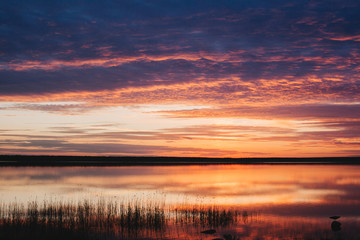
[1, 164, 359, 239]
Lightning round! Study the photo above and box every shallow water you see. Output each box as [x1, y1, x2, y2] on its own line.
[1, 164, 360, 239]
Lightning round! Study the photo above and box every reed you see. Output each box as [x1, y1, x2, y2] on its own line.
[0, 199, 247, 239]
[172, 205, 250, 227]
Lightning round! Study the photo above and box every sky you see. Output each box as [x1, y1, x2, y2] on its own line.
[0, 0, 359, 157]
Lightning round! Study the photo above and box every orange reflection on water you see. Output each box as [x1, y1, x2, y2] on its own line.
[1, 164, 360, 239]
[1, 165, 359, 210]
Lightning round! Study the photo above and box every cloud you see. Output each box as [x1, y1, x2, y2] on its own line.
[155, 103, 360, 120]
[0, 137, 238, 157]
[9, 103, 109, 114]
[1, 115, 359, 157]
[326, 35, 360, 42]
[1, 74, 359, 106]
[1, 0, 360, 101]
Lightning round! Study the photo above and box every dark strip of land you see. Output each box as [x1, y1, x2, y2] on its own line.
[0, 155, 359, 166]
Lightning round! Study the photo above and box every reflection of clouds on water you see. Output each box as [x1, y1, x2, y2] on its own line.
[0, 165, 359, 218]
[242, 211, 248, 224]
[28, 174, 62, 180]
[261, 203, 360, 218]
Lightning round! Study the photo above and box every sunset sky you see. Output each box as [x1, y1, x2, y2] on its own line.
[1, 0, 359, 157]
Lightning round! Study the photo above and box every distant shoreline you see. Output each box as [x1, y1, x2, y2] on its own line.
[0, 155, 359, 166]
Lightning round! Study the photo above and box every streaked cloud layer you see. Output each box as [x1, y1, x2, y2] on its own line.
[1, 0, 359, 157]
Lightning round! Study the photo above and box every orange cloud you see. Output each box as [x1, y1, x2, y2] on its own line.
[1, 73, 358, 106]
[327, 35, 360, 41]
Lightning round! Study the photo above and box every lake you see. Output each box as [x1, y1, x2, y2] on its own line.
[1, 164, 360, 239]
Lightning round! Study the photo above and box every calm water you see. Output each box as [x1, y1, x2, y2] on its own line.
[1, 164, 360, 239]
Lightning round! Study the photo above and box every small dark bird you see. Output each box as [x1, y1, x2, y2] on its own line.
[330, 216, 340, 220]
[201, 229, 216, 234]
